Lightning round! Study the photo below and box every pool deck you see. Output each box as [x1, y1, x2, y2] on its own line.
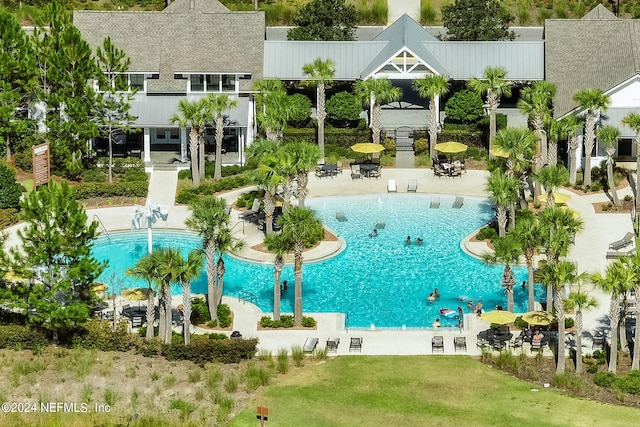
[3, 167, 635, 356]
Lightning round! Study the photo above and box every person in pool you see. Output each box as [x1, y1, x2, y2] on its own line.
[427, 292, 436, 302]
[434, 288, 440, 299]
[406, 236, 411, 244]
[417, 237, 423, 245]
[432, 318, 441, 328]
[369, 229, 378, 238]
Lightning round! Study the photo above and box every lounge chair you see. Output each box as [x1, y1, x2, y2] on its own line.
[326, 338, 340, 353]
[606, 247, 636, 259]
[407, 179, 417, 192]
[387, 179, 397, 193]
[375, 220, 386, 230]
[303, 337, 319, 353]
[609, 232, 635, 250]
[336, 212, 347, 222]
[454, 336, 467, 352]
[350, 164, 361, 179]
[452, 196, 464, 209]
[239, 198, 261, 219]
[349, 337, 363, 352]
[430, 197, 440, 209]
[432, 335, 444, 353]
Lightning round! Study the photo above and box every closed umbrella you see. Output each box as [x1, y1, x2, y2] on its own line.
[521, 311, 555, 326]
[480, 310, 517, 325]
[435, 141, 468, 154]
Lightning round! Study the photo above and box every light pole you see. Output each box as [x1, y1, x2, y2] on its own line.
[132, 200, 169, 254]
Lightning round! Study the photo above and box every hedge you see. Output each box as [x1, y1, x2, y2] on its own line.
[71, 319, 140, 352]
[175, 175, 252, 204]
[0, 208, 19, 229]
[283, 128, 371, 148]
[0, 324, 49, 350]
[95, 157, 145, 174]
[162, 335, 258, 365]
[72, 181, 148, 199]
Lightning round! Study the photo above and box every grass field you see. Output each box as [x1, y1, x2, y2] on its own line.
[230, 356, 640, 427]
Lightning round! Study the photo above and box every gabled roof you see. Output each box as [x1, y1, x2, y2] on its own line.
[581, 4, 618, 20]
[360, 14, 449, 78]
[545, 12, 640, 116]
[74, 9, 264, 93]
[163, 0, 230, 13]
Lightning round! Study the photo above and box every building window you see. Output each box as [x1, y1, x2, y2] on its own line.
[188, 74, 238, 93]
[99, 73, 147, 92]
[190, 75, 205, 92]
[222, 75, 236, 92]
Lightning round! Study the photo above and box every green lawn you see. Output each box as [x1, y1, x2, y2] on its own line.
[230, 356, 640, 427]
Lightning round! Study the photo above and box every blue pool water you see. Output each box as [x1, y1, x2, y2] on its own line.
[93, 194, 542, 329]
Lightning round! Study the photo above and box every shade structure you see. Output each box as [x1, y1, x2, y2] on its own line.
[521, 311, 555, 326]
[480, 310, 517, 325]
[489, 147, 509, 158]
[538, 192, 571, 204]
[350, 143, 385, 154]
[435, 141, 468, 154]
[121, 287, 152, 301]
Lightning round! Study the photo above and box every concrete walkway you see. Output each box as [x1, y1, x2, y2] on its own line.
[387, 0, 420, 24]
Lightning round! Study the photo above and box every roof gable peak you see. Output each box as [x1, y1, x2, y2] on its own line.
[581, 4, 618, 20]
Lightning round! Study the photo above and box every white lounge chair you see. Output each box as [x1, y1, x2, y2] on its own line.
[336, 212, 347, 222]
[407, 179, 417, 192]
[430, 197, 440, 208]
[387, 179, 397, 193]
[452, 196, 464, 209]
[609, 232, 635, 250]
[303, 337, 319, 353]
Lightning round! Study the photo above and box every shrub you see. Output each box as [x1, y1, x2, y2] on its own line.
[81, 168, 106, 183]
[594, 371, 617, 388]
[0, 161, 24, 209]
[476, 226, 497, 241]
[586, 362, 599, 374]
[236, 190, 263, 209]
[217, 304, 232, 328]
[0, 324, 49, 350]
[72, 181, 148, 199]
[0, 208, 19, 228]
[413, 138, 428, 155]
[120, 168, 148, 182]
[326, 91, 362, 127]
[615, 370, 640, 394]
[381, 138, 396, 156]
[260, 315, 295, 328]
[208, 333, 228, 340]
[420, 0, 437, 24]
[565, 317, 575, 329]
[175, 175, 252, 204]
[191, 298, 211, 325]
[301, 316, 316, 328]
[283, 128, 370, 148]
[178, 169, 191, 180]
[162, 335, 257, 365]
[96, 157, 144, 174]
[287, 93, 312, 127]
[593, 349, 607, 364]
[514, 316, 527, 330]
[71, 319, 140, 352]
[553, 373, 583, 393]
[444, 89, 485, 124]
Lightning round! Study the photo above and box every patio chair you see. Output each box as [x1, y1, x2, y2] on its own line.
[430, 197, 440, 209]
[239, 198, 261, 219]
[326, 338, 340, 353]
[121, 304, 132, 318]
[606, 248, 636, 259]
[368, 167, 381, 179]
[452, 196, 464, 209]
[454, 336, 467, 352]
[433, 167, 445, 178]
[510, 333, 524, 351]
[336, 212, 347, 222]
[609, 232, 635, 250]
[303, 337, 319, 353]
[349, 337, 363, 352]
[131, 315, 144, 328]
[407, 179, 417, 192]
[350, 164, 361, 180]
[592, 335, 604, 350]
[432, 335, 444, 353]
[387, 179, 397, 193]
[530, 339, 542, 353]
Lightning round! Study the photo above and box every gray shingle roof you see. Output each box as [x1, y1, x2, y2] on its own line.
[545, 15, 640, 116]
[73, 9, 264, 93]
[163, 0, 229, 13]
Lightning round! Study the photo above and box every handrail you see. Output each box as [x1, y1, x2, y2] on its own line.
[231, 220, 245, 235]
[345, 311, 349, 334]
[238, 290, 257, 305]
[93, 214, 111, 241]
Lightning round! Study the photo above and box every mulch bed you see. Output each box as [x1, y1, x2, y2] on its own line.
[251, 228, 338, 253]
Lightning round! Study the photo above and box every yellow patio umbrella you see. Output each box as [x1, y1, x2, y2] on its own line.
[489, 147, 509, 158]
[350, 143, 385, 154]
[560, 205, 580, 218]
[521, 311, 555, 326]
[435, 141, 468, 154]
[480, 310, 517, 325]
[91, 282, 109, 293]
[538, 192, 571, 204]
[121, 288, 152, 301]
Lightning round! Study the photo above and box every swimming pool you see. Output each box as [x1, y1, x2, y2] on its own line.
[93, 194, 541, 329]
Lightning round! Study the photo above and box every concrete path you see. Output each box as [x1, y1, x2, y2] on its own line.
[147, 169, 178, 207]
[387, 0, 420, 24]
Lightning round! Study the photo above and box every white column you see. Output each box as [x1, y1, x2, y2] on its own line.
[180, 127, 187, 163]
[143, 128, 151, 162]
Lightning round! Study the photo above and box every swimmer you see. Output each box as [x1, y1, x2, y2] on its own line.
[428, 292, 435, 302]
[369, 229, 378, 238]
[417, 237, 423, 245]
[467, 301, 474, 310]
[432, 318, 441, 328]
[434, 288, 440, 299]
[406, 236, 411, 244]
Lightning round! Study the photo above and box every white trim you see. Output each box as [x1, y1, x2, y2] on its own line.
[362, 47, 441, 80]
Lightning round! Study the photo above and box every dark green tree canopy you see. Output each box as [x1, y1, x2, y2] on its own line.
[287, 0, 357, 41]
[0, 161, 24, 209]
[287, 93, 312, 127]
[442, 0, 515, 41]
[326, 91, 362, 126]
[444, 89, 485, 124]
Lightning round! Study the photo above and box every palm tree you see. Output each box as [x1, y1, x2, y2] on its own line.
[534, 164, 569, 208]
[627, 252, 640, 370]
[486, 169, 519, 237]
[185, 196, 230, 320]
[254, 79, 290, 141]
[245, 138, 281, 169]
[483, 236, 521, 312]
[203, 94, 239, 180]
[511, 215, 542, 311]
[277, 207, 325, 326]
[537, 207, 584, 310]
[565, 287, 598, 374]
[622, 112, 640, 223]
[572, 88, 610, 187]
[597, 125, 622, 207]
[302, 58, 335, 162]
[250, 164, 281, 235]
[545, 116, 574, 168]
[149, 247, 183, 344]
[468, 66, 512, 154]
[264, 233, 288, 321]
[170, 98, 207, 186]
[591, 259, 636, 373]
[175, 249, 203, 345]
[355, 78, 402, 145]
[413, 74, 450, 159]
[127, 254, 158, 341]
[536, 260, 584, 374]
[561, 115, 584, 186]
[281, 140, 320, 208]
[213, 227, 243, 314]
[493, 127, 536, 210]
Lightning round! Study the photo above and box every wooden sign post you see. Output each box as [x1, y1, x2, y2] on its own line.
[256, 406, 268, 426]
[32, 142, 50, 188]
